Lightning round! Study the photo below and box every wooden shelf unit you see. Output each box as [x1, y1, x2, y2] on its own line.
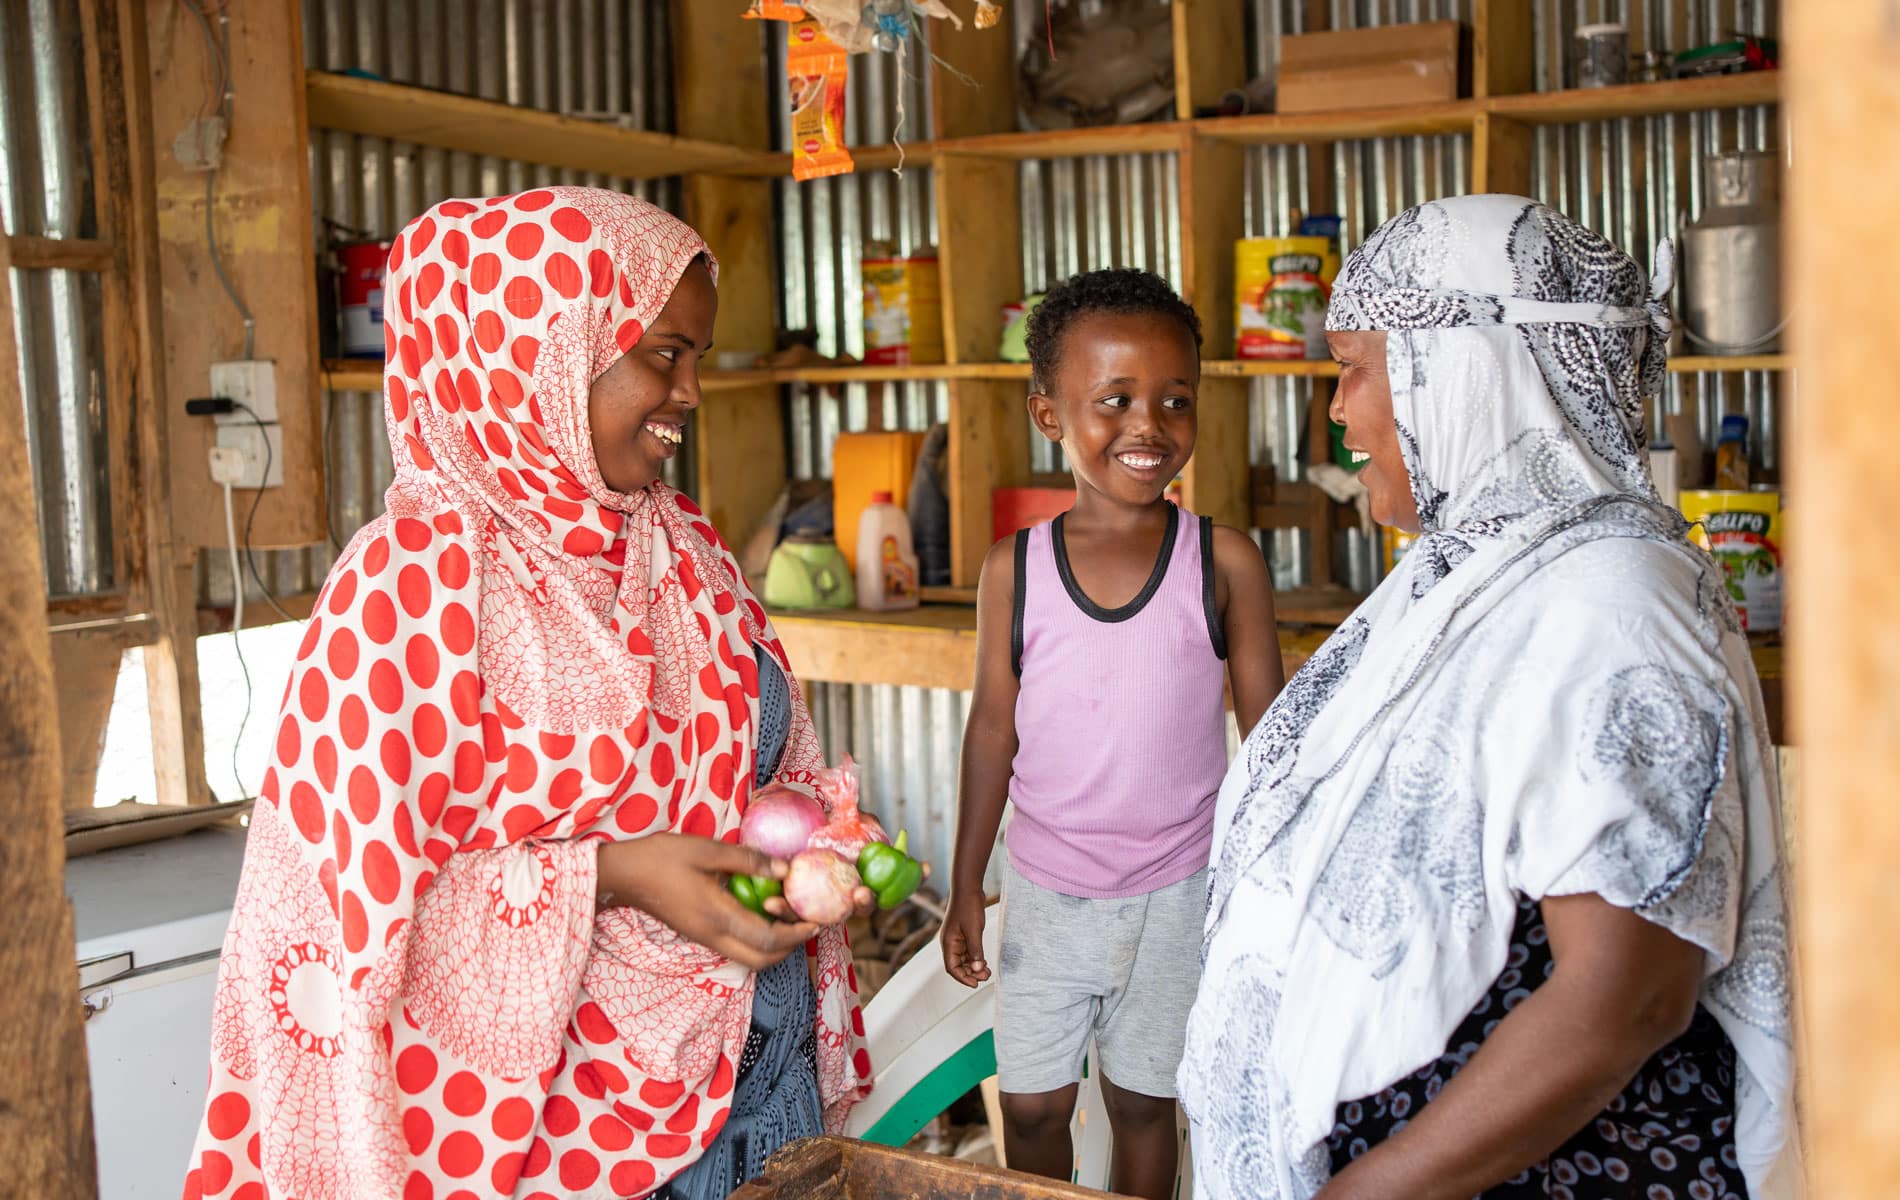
[308, 1, 1791, 698]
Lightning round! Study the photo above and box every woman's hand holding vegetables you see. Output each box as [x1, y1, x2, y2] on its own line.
[595, 834, 818, 971]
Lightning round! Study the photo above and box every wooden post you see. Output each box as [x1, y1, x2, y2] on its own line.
[935, 155, 1024, 365]
[1474, 111, 1535, 195]
[948, 379, 1031, 589]
[0, 228, 101, 1200]
[1179, 133, 1250, 532]
[1786, 1, 1900, 1195]
[94, 0, 207, 805]
[145, 0, 324, 551]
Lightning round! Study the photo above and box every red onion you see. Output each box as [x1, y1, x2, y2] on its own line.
[805, 754, 891, 860]
[739, 784, 827, 861]
[783, 849, 860, 925]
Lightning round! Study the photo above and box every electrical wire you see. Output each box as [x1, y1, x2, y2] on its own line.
[221, 479, 255, 800]
[232, 401, 298, 624]
[177, 0, 254, 359]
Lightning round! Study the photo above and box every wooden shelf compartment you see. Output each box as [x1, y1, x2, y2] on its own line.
[305, 71, 769, 181]
[772, 603, 1333, 693]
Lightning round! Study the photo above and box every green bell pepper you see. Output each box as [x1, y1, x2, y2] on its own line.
[857, 829, 924, 910]
[727, 873, 782, 916]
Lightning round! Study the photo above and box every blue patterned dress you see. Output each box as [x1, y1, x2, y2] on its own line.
[652, 648, 824, 1199]
[1328, 896, 1748, 1200]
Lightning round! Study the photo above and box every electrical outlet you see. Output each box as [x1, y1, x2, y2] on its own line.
[207, 445, 247, 486]
[210, 360, 278, 425]
[215, 422, 284, 489]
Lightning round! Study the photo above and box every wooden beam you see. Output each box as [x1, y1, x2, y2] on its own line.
[0, 209, 99, 1200]
[694, 383, 786, 572]
[1174, 0, 1248, 121]
[1473, 0, 1535, 99]
[149, 1, 325, 550]
[1787, 0, 1900, 1194]
[928, 12, 1015, 140]
[1474, 111, 1535, 195]
[98, 0, 206, 806]
[1180, 135, 1247, 356]
[948, 379, 1031, 589]
[935, 156, 1024, 366]
[4, 235, 115, 272]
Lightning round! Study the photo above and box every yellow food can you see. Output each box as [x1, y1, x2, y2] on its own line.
[1236, 236, 1339, 360]
[1383, 526, 1419, 575]
[1678, 489, 1784, 634]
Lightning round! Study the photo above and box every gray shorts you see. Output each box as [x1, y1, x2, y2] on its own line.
[994, 855, 1208, 1099]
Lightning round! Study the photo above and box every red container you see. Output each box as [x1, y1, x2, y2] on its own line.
[337, 240, 394, 357]
[992, 486, 1076, 545]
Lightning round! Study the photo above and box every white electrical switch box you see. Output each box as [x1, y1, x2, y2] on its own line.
[214, 422, 284, 489]
[210, 360, 278, 426]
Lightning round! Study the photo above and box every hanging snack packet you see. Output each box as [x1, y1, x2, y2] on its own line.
[788, 19, 854, 182]
[744, 0, 807, 20]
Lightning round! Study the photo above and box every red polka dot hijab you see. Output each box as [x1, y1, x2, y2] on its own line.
[186, 188, 870, 1200]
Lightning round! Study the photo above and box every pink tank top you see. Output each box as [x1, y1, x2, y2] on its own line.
[1006, 504, 1229, 899]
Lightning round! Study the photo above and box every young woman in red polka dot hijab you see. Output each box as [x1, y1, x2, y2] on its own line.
[184, 188, 873, 1200]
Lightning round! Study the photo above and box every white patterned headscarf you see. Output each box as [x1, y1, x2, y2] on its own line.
[1179, 196, 1800, 1200]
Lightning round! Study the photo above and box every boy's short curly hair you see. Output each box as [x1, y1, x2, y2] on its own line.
[1025, 268, 1203, 392]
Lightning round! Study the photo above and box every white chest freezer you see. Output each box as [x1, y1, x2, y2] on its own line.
[68, 824, 248, 1200]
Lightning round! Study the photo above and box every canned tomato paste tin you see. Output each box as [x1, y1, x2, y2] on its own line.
[337, 240, 394, 358]
[1679, 488, 1784, 634]
[1236, 236, 1339, 360]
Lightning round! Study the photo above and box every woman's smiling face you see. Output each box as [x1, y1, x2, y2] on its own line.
[1327, 329, 1421, 533]
[588, 257, 717, 494]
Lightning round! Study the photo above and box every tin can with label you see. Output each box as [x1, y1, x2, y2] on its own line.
[1679, 489, 1784, 634]
[337, 240, 394, 358]
[1236, 236, 1339, 360]
[863, 245, 943, 366]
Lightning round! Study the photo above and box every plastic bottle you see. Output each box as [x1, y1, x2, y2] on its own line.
[856, 491, 921, 611]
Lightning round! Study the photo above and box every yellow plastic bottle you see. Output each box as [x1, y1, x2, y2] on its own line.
[856, 491, 920, 612]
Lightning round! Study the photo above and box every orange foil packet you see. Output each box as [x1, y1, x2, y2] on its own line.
[744, 1, 807, 20]
[787, 20, 854, 182]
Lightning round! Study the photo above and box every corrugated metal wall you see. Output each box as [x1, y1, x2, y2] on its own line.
[1522, 0, 1783, 484]
[199, 0, 687, 610]
[2, 0, 114, 599]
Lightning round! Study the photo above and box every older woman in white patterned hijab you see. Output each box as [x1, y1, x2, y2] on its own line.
[1179, 195, 1799, 1200]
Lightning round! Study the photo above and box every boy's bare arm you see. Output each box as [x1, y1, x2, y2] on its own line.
[943, 536, 1022, 987]
[1213, 524, 1284, 738]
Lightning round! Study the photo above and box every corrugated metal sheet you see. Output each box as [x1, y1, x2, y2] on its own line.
[201, 0, 688, 609]
[2, 0, 114, 598]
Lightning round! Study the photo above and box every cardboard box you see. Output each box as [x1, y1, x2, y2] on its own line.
[1276, 21, 1463, 114]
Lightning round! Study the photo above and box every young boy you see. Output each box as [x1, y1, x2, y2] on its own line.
[942, 268, 1284, 1198]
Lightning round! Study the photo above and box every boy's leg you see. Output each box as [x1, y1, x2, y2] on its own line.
[1094, 867, 1209, 1200]
[999, 1083, 1081, 1182]
[1101, 1075, 1179, 1200]
[994, 858, 1103, 1182]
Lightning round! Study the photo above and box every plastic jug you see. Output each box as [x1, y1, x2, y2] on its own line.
[856, 492, 920, 612]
